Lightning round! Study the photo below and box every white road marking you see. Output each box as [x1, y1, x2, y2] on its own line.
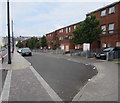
[3, 54, 8, 58]
[0, 54, 7, 61]
[0, 70, 12, 102]
[30, 66, 63, 101]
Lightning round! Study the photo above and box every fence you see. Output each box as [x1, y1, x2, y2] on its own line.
[32, 49, 120, 61]
[32, 49, 95, 58]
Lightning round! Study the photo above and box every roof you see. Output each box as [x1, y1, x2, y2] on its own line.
[87, 1, 120, 15]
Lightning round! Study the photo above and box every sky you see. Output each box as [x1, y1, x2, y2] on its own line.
[0, 0, 119, 37]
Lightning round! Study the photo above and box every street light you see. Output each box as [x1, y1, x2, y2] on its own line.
[12, 20, 14, 53]
[7, 0, 11, 64]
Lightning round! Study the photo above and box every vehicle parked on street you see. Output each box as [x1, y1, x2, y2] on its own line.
[21, 48, 32, 56]
[17, 48, 22, 53]
[95, 47, 120, 60]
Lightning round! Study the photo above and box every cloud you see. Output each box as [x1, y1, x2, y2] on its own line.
[1, 1, 116, 37]
[1, 0, 117, 2]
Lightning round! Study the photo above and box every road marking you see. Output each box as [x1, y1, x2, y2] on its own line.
[0, 70, 12, 102]
[3, 54, 8, 58]
[30, 66, 63, 102]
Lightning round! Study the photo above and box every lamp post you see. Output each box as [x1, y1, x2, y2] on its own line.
[7, 0, 11, 64]
[12, 20, 14, 53]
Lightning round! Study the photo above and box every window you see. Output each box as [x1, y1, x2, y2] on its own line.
[74, 25, 76, 29]
[59, 29, 63, 33]
[59, 37, 63, 40]
[108, 23, 114, 34]
[116, 42, 120, 47]
[69, 27, 71, 32]
[109, 6, 115, 14]
[101, 10, 106, 16]
[107, 43, 110, 47]
[69, 36, 72, 40]
[64, 35, 68, 39]
[101, 25, 106, 34]
[102, 43, 107, 47]
[48, 40, 50, 43]
[66, 28, 69, 33]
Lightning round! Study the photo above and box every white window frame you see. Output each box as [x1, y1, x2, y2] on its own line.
[68, 27, 71, 32]
[108, 6, 115, 14]
[108, 23, 114, 34]
[101, 10, 106, 16]
[101, 25, 106, 34]
[66, 28, 69, 33]
[107, 43, 110, 47]
[59, 29, 63, 33]
[69, 36, 72, 40]
[74, 25, 76, 29]
[102, 43, 107, 48]
[116, 42, 120, 47]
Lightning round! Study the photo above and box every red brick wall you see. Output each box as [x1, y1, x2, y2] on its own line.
[46, 31, 57, 49]
[87, 2, 120, 49]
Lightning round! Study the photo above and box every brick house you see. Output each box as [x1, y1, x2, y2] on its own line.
[87, 1, 120, 50]
[45, 1, 120, 51]
[46, 22, 80, 51]
[56, 22, 80, 51]
[46, 31, 57, 49]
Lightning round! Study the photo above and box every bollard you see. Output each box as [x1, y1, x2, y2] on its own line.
[70, 50, 72, 56]
[106, 52, 109, 61]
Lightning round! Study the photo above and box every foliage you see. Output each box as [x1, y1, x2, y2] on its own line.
[16, 40, 23, 48]
[52, 41, 57, 50]
[73, 15, 102, 44]
[41, 35, 47, 48]
[26, 37, 40, 49]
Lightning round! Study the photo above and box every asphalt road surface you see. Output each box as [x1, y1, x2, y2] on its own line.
[25, 52, 98, 101]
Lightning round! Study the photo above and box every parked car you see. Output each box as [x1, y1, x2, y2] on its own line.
[17, 48, 22, 53]
[95, 47, 120, 60]
[21, 48, 32, 56]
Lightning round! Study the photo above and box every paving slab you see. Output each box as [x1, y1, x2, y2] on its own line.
[9, 67, 53, 101]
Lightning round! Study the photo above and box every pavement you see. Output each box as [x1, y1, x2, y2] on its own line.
[0, 50, 119, 102]
[0, 51, 56, 102]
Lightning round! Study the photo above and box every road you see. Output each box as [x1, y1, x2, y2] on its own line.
[25, 52, 98, 101]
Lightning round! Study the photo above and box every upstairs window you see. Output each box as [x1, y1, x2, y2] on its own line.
[68, 27, 71, 32]
[108, 23, 114, 34]
[66, 28, 69, 33]
[74, 25, 76, 29]
[101, 10, 106, 16]
[69, 36, 72, 40]
[59, 37, 63, 40]
[109, 6, 115, 14]
[59, 29, 63, 33]
[101, 25, 106, 34]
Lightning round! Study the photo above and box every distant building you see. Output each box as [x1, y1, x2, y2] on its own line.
[0, 37, 5, 47]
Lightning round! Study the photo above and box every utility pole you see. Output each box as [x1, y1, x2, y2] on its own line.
[7, 0, 11, 64]
[12, 20, 14, 53]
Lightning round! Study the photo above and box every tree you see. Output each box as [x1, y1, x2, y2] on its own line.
[52, 41, 57, 50]
[26, 37, 40, 49]
[41, 35, 47, 48]
[73, 15, 102, 45]
[16, 40, 23, 48]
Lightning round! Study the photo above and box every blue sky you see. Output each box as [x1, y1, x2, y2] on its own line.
[0, 0, 118, 37]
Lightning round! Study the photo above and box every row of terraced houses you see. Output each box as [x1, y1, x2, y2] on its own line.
[45, 1, 120, 52]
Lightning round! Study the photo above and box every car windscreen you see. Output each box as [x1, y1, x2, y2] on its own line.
[22, 48, 31, 52]
[103, 48, 113, 52]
